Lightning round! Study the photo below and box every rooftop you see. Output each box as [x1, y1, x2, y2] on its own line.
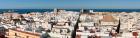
[101, 15, 117, 22]
[9, 29, 40, 36]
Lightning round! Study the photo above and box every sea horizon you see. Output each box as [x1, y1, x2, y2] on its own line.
[0, 9, 140, 14]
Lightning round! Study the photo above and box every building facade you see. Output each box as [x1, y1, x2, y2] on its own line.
[5, 29, 40, 38]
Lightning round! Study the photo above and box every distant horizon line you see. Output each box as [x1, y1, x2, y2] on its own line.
[1, 8, 140, 9]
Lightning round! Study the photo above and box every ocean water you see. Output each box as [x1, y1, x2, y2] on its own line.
[1, 9, 140, 14]
[0, 9, 54, 14]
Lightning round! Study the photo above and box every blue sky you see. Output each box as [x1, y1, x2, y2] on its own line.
[0, 0, 140, 9]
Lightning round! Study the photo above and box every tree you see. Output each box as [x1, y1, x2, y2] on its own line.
[40, 32, 51, 38]
[67, 29, 70, 33]
[36, 26, 45, 33]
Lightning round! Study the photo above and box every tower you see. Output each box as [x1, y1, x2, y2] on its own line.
[54, 8, 58, 13]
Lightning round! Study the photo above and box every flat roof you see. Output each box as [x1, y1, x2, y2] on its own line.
[9, 29, 40, 36]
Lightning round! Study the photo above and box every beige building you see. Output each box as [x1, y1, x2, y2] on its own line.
[5, 29, 40, 38]
[100, 15, 118, 26]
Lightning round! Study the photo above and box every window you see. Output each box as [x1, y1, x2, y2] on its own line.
[15, 33, 17, 36]
[26, 36, 29, 38]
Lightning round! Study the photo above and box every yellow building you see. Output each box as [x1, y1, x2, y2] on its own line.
[6, 29, 40, 38]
